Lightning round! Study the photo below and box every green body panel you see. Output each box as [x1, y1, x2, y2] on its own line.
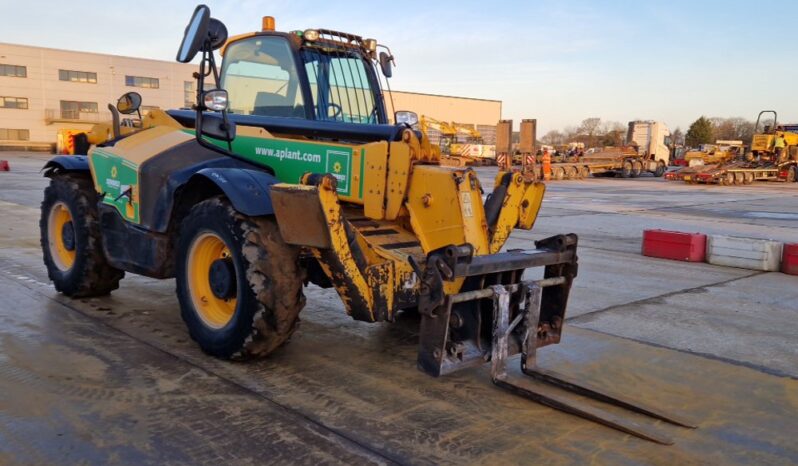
[89, 149, 140, 223]
[201, 131, 357, 197]
[88, 130, 360, 228]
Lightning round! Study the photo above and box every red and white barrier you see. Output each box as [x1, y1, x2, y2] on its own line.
[642, 230, 706, 262]
[642, 229, 795, 274]
[782, 243, 798, 276]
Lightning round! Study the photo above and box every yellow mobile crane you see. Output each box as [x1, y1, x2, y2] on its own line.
[418, 116, 494, 167]
[419, 115, 457, 151]
[450, 122, 497, 165]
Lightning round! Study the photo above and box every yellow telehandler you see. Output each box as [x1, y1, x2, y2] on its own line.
[39, 5, 690, 443]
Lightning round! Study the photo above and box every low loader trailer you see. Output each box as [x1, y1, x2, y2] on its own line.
[668, 111, 798, 185]
[678, 160, 797, 184]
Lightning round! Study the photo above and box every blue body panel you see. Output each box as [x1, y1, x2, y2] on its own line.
[43, 155, 90, 173]
[190, 168, 278, 217]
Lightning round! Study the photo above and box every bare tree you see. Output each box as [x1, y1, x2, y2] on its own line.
[579, 117, 602, 147]
[563, 126, 580, 142]
[671, 127, 684, 146]
[709, 117, 756, 144]
[541, 130, 564, 145]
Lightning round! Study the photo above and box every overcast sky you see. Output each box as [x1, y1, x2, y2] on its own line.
[2, 0, 796, 133]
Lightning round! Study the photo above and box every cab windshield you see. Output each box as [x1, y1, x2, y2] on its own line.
[221, 37, 305, 118]
[301, 48, 379, 124]
[220, 36, 382, 124]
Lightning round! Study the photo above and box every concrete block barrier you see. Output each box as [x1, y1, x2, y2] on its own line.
[706, 235, 783, 272]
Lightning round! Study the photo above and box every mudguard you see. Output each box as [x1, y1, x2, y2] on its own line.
[42, 155, 90, 175]
[190, 168, 278, 217]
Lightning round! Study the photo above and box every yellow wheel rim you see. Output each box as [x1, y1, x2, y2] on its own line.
[47, 202, 76, 271]
[187, 232, 237, 329]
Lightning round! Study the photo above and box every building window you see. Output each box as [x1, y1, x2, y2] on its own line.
[0, 128, 30, 140]
[0, 97, 29, 109]
[0, 64, 27, 78]
[60, 100, 98, 119]
[59, 69, 97, 84]
[183, 81, 194, 108]
[125, 75, 159, 89]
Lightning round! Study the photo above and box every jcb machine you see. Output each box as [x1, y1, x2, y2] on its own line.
[674, 111, 798, 185]
[40, 5, 691, 443]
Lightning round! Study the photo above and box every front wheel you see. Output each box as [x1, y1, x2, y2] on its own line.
[176, 197, 305, 359]
[40, 174, 124, 297]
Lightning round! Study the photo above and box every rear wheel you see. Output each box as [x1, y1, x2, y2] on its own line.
[565, 166, 578, 180]
[631, 160, 642, 177]
[620, 161, 633, 178]
[788, 166, 797, 182]
[552, 167, 565, 180]
[724, 172, 735, 185]
[40, 174, 124, 297]
[734, 172, 745, 185]
[743, 172, 754, 184]
[579, 166, 590, 179]
[176, 197, 305, 359]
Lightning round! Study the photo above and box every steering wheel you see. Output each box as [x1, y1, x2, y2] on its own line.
[327, 103, 343, 120]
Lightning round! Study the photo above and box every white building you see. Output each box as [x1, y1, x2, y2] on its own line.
[0, 42, 502, 150]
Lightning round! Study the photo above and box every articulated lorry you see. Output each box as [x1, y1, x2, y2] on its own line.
[530, 121, 670, 180]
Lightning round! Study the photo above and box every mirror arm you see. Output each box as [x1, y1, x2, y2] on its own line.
[193, 43, 240, 158]
[108, 103, 121, 139]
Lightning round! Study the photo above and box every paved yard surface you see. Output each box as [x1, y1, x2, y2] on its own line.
[0, 152, 796, 464]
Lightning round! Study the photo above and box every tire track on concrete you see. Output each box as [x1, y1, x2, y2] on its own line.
[567, 271, 764, 324]
[0, 268, 403, 466]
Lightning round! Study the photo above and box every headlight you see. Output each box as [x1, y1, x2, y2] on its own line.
[363, 38, 377, 52]
[304, 29, 320, 41]
[203, 89, 228, 111]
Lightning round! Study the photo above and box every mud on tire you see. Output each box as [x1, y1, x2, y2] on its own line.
[176, 197, 306, 359]
[40, 173, 124, 297]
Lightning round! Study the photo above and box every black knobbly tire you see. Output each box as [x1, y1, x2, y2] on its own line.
[40, 173, 124, 297]
[654, 161, 666, 177]
[631, 161, 642, 178]
[620, 161, 633, 178]
[175, 197, 305, 359]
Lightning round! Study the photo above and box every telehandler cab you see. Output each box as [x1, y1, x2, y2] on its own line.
[40, 5, 692, 443]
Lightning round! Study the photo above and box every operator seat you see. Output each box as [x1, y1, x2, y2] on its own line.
[253, 92, 302, 118]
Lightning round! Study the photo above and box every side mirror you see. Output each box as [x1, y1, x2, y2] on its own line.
[395, 110, 418, 127]
[207, 18, 228, 50]
[200, 113, 236, 142]
[202, 89, 228, 111]
[176, 5, 211, 63]
[379, 51, 393, 78]
[116, 92, 142, 115]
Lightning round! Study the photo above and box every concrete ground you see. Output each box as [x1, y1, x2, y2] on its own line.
[0, 152, 796, 464]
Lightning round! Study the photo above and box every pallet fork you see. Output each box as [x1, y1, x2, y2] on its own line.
[414, 234, 695, 444]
